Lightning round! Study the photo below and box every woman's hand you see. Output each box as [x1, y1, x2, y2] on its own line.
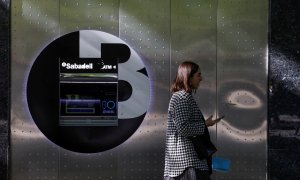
[205, 115, 223, 127]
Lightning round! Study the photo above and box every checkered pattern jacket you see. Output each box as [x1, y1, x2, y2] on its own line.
[164, 90, 209, 177]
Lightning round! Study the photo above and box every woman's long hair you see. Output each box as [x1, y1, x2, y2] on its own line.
[170, 61, 199, 93]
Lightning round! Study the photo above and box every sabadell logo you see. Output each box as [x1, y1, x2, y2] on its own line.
[61, 62, 93, 69]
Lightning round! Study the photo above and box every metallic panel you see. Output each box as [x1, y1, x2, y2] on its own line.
[59, 0, 119, 36]
[11, 1, 60, 180]
[58, 1, 120, 180]
[11, 0, 268, 179]
[170, 0, 218, 179]
[119, 0, 170, 178]
[216, 0, 268, 179]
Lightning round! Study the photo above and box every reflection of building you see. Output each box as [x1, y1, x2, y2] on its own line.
[279, 115, 300, 123]
[279, 115, 300, 136]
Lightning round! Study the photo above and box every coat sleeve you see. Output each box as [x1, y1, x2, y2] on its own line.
[171, 96, 205, 137]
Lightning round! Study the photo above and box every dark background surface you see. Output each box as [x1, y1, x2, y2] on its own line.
[269, 0, 300, 179]
[0, 0, 9, 180]
[1, 0, 300, 179]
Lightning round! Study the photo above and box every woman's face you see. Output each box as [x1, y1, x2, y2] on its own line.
[190, 69, 202, 89]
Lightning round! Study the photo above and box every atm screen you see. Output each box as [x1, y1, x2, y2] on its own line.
[60, 82, 117, 116]
[59, 82, 118, 126]
[59, 58, 118, 126]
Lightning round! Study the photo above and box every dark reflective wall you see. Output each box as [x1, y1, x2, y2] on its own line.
[269, 0, 300, 179]
[0, 0, 10, 180]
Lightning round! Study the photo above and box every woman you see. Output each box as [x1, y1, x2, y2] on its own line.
[164, 61, 221, 180]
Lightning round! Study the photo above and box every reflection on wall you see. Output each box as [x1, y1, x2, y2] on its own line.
[0, 0, 9, 179]
[10, 0, 269, 180]
[269, 0, 300, 179]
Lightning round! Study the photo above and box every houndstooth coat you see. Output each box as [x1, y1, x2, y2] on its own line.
[164, 90, 209, 177]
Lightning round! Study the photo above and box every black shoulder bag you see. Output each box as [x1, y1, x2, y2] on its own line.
[189, 127, 217, 160]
